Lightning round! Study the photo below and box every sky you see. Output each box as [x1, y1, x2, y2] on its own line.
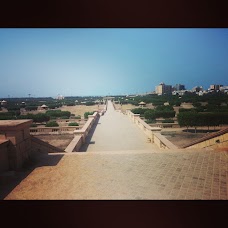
[0, 28, 228, 98]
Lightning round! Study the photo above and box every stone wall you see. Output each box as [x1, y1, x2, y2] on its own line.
[0, 140, 9, 172]
[65, 112, 99, 152]
[126, 110, 178, 150]
[31, 136, 63, 155]
[0, 120, 32, 170]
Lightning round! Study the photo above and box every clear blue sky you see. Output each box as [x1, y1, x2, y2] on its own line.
[0, 28, 228, 97]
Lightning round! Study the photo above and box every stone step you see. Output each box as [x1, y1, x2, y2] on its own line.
[48, 147, 214, 156]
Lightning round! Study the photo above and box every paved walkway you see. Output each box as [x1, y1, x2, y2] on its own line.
[4, 149, 228, 200]
[80, 100, 157, 152]
[2, 100, 228, 200]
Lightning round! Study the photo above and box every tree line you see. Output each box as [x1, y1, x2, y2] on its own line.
[177, 112, 228, 132]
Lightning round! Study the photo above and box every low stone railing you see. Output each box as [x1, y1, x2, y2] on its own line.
[149, 123, 180, 128]
[65, 112, 99, 152]
[30, 126, 81, 135]
[99, 105, 107, 116]
[56, 119, 84, 124]
[126, 110, 178, 150]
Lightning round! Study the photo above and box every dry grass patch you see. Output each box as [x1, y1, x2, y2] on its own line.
[60, 105, 105, 118]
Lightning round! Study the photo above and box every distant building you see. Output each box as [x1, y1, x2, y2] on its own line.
[172, 90, 188, 96]
[1, 100, 7, 106]
[40, 104, 48, 110]
[56, 94, 64, 100]
[192, 86, 203, 92]
[138, 101, 146, 107]
[209, 84, 223, 91]
[219, 86, 228, 93]
[155, 82, 172, 95]
[174, 84, 186, 91]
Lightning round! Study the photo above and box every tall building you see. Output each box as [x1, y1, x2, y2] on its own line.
[174, 84, 185, 91]
[209, 84, 223, 91]
[155, 82, 172, 95]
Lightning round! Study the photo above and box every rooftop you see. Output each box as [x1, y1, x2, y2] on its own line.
[0, 119, 32, 131]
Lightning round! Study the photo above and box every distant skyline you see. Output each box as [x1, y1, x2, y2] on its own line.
[0, 28, 228, 98]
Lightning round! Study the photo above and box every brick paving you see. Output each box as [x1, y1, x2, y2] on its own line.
[3, 101, 228, 200]
[5, 149, 228, 200]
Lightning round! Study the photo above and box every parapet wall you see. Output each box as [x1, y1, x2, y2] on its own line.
[65, 112, 99, 152]
[126, 110, 178, 150]
[0, 119, 33, 170]
[183, 128, 228, 149]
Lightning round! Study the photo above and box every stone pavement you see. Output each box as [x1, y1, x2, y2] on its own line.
[3, 100, 228, 200]
[5, 149, 228, 200]
[80, 100, 158, 152]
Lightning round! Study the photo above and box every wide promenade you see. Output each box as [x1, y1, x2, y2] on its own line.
[80, 100, 157, 152]
[4, 101, 228, 200]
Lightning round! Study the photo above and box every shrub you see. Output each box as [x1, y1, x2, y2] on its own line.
[192, 102, 202, 107]
[145, 119, 156, 124]
[131, 108, 150, 115]
[144, 110, 156, 120]
[179, 108, 196, 113]
[68, 122, 79, 126]
[66, 102, 75, 106]
[84, 111, 94, 119]
[30, 123, 37, 127]
[155, 105, 174, 111]
[46, 110, 71, 118]
[162, 119, 174, 123]
[61, 116, 69, 119]
[45, 121, 59, 127]
[174, 101, 181, 106]
[0, 115, 16, 120]
[85, 101, 95, 106]
[25, 106, 38, 111]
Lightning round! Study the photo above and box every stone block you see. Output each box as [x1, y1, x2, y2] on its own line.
[0, 140, 9, 172]
[23, 128, 30, 139]
[5, 130, 24, 145]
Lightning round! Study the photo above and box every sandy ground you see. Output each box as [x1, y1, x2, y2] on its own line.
[161, 125, 226, 148]
[114, 104, 138, 113]
[60, 104, 105, 118]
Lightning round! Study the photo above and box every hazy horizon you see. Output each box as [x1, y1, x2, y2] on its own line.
[0, 28, 228, 98]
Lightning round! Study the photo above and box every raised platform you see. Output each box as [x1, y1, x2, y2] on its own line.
[3, 148, 228, 200]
